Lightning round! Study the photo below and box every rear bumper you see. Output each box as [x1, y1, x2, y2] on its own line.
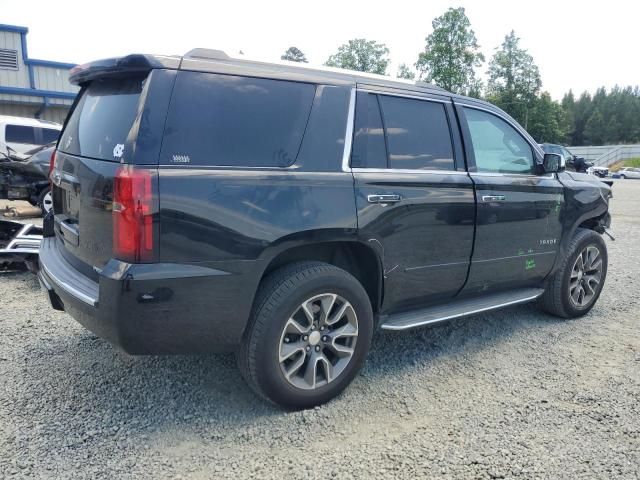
[38, 237, 262, 354]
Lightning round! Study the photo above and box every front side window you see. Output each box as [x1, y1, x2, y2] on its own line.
[379, 95, 454, 170]
[161, 72, 316, 167]
[5, 125, 37, 144]
[464, 107, 534, 174]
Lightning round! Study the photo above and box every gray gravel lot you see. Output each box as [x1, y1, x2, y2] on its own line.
[1, 181, 639, 479]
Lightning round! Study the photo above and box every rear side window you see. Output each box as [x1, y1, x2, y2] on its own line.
[41, 128, 60, 144]
[378, 95, 454, 171]
[160, 72, 316, 167]
[59, 75, 145, 161]
[5, 125, 36, 144]
[351, 92, 387, 169]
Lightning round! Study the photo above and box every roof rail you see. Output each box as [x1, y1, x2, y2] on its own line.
[414, 80, 446, 92]
[183, 48, 230, 61]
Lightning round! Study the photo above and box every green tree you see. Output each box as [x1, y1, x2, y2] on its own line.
[527, 92, 567, 143]
[281, 46, 308, 63]
[325, 39, 390, 75]
[571, 92, 593, 145]
[561, 90, 576, 144]
[487, 31, 541, 129]
[584, 108, 605, 145]
[560, 85, 640, 146]
[415, 7, 484, 94]
[396, 63, 415, 80]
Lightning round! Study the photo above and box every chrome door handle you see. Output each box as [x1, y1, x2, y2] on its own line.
[482, 195, 506, 202]
[367, 194, 401, 204]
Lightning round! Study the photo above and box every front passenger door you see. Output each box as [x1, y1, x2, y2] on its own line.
[458, 105, 564, 295]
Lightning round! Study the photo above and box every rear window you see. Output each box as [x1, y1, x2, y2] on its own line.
[59, 75, 145, 161]
[5, 125, 36, 144]
[160, 71, 316, 167]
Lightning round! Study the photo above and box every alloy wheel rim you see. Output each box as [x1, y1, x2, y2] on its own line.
[569, 245, 603, 308]
[42, 191, 53, 213]
[278, 293, 358, 390]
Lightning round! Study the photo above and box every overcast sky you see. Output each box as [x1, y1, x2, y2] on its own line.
[2, 0, 638, 99]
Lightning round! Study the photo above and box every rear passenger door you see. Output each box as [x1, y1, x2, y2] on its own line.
[351, 88, 475, 312]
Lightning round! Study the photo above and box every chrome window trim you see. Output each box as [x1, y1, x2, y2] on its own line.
[341, 88, 356, 172]
[357, 88, 451, 104]
[352, 167, 468, 176]
[470, 171, 554, 179]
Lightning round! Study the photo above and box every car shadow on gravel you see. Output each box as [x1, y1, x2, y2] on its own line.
[17, 298, 567, 440]
[364, 302, 568, 380]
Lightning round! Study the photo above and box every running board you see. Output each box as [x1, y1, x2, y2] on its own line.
[380, 288, 544, 331]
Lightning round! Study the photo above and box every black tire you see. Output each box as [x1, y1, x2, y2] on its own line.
[238, 261, 373, 409]
[37, 187, 52, 216]
[620, 174, 626, 179]
[539, 228, 607, 318]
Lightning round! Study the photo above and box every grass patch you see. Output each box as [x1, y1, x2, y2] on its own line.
[609, 158, 640, 172]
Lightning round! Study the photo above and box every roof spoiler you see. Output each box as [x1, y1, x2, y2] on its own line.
[69, 54, 180, 85]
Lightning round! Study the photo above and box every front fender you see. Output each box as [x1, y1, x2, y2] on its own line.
[550, 171, 611, 276]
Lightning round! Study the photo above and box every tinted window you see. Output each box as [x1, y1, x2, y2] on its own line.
[41, 128, 60, 144]
[5, 125, 36, 144]
[351, 92, 387, 168]
[464, 108, 534, 174]
[378, 95, 454, 170]
[161, 72, 316, 167]
[59, 75, 145, 161]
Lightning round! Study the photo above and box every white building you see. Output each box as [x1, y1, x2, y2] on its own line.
[0, 24, 78, 124]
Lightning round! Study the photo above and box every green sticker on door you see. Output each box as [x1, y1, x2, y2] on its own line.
[525, 258, 536, 270]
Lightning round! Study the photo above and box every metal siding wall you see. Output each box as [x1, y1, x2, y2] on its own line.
[0, 93, 40, 104]
[40, 107, 69, 124]
[0, 103, 38, 118]
[48, 98, 73, 106]
[33, 65, 77, 93]
[0, 31, 30, 88]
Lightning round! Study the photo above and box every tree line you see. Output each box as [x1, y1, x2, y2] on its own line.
[280, 8, 640, 146]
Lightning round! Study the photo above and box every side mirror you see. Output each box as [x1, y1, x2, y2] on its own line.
[543, 153, 561, 173]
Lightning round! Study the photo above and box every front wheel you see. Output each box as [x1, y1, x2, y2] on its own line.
[238, 262, 373, 409]
[619, 174, 626, 179]
[539, 229, 607, 318]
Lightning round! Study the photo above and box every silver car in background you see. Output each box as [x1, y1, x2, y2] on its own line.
[616, 167, 640, 179]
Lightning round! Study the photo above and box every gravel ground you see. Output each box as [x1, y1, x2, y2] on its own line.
[1, 182, 639, 479]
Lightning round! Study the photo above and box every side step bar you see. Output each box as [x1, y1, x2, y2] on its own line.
[380, 288, 544, 331]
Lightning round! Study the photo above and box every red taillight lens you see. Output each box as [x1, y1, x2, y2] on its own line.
[48, 149, 57, 181]
[113, 165, 155, 263]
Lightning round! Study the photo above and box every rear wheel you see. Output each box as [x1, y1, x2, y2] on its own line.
[539, 229, 607, 318]
[238, 262, 373, 409]
[620, 174, 626, 179]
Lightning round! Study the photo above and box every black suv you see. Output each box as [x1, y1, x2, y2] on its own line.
[38, 50, 612, 409]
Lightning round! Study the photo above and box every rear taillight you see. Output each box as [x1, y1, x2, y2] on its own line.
[48, 149, 57, 181]
[113, 165, 155, 263]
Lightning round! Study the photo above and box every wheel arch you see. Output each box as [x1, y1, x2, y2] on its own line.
[255, 239, 384, 317]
